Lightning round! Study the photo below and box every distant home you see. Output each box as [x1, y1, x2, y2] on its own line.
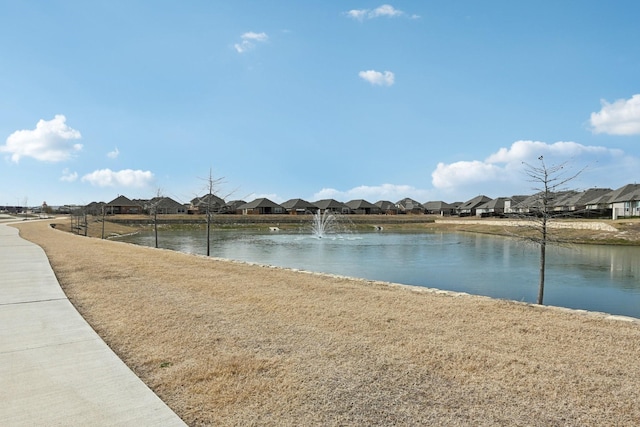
[281, 198, 318, 215]
[190, 193, 225, 214]
[552, 188, 612, 214]
[375, 200, 399, 215]
[509, 193, 542, 215]
[503, 196, 528, 215]
[423, 201, 455, 216]
[222, 200, 246, 214]
[85, 201, 106, 216]
[475, 197, 510, 217]
[395, 198, 424, 215]
[146, 197, 187, 215]
[509, 188, 619, 218]
[610, 185, 640, 219]
[457, 195, 492, 217]
[106, 195, 143, 214]
[88, 181, 640, 220]
[313, 199, 350, 214]
[590, 184, 640, 219]
[345, 199, 380, 215]
[237, 198, 285, 215]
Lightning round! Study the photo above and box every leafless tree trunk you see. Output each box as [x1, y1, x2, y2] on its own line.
[150, 189, 163, 249]
[154, 207, 158, 248]
[206, 170, 223, 256]
[522, 156, 584, 304]
[101, 205, 106, 239]
[538, 222, 546, 305]
[199, 169, 223, 256]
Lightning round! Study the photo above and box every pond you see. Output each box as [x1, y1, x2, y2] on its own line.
[115, 229, 640, 319]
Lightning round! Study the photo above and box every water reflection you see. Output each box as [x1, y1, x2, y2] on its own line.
[116, 230, 640, 319]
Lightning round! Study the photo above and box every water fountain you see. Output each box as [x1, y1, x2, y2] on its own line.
[310, 210, 341, 238]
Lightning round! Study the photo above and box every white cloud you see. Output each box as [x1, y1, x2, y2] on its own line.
[432, 140, 626, 194]
[313, 184, 431, 203]
[359, 70, 395, 86]
[432, 161, 503, 190]
[107, 147, 120, 159]
[590, 94, 640, 135]
[345, 4, 413, 21]
[371, 4, 404, 18]
[485, 140, 617, 164]
[234, 31, 268, 53]
[60, 168, 78, 182]
[345, 9, 368, 20]
[1, 115, 82, 163]
[81, 168, 154, 188]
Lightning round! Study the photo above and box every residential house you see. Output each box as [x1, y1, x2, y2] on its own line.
[85, 201, 106, 216]
[457, 195, 492, 217]
[612, 189, 640, 219]
[106, 195, 143, 214]
[509, 191, 576, 215]
[237, 198, 285, 215]
[600, 184, 640, 219]
[395, 198, 424, 214]
[374, 200, 399, 215]
[281, 198, 318, 215]
[222, 200, 246, 214]
[547, 190, 581, 213]
[423, 201, 455, 216]
[345, 199, 380, 215]
[585, 193, 614, 213]
[503, 196, 528, 215]
[190, 193, 225, 214]
[313, 199, 350, 214]
[552, 188, 612, 215]
[475, 197, 510, 217]
[510, 193, 543, 215]
[146, 197, 187, 215]
[132, 199, 149, 209]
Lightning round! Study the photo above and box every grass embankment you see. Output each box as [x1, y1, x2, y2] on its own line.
[13, 220, 640, 426]
[55, 214, 640, 245]
[52, 213, 437, 238]
[427, 218, 640, 245]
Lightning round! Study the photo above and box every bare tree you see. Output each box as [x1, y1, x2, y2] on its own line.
[70, 205, 87, 236]
[147, 188, 164, 248]
[199, 169, 226, 256]
[83, 207, 88, 236]
[521, 156, 585, 304]
[101, 204, 106, 239]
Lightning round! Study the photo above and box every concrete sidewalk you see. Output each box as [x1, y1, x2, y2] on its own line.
[0, 221, 187, 426]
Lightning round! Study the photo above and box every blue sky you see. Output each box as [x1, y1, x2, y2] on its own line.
[2, 1, 639, 207]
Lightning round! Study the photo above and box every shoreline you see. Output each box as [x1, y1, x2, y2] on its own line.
[209, 251, 640, 323]
[245, 260, 640, 322]
[14, 214, 640, 320]
[11, 220, 640, 425]
[46, 213, 640, 246]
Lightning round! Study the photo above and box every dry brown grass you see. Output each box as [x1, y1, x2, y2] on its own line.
[52, 215, 143, 238]
[13, 220, 640, 426]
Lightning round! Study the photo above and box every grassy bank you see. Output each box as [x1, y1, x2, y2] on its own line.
[12, 220, 640, 426]
[53, 214, 640, 245]
[51, 213, 438, 238]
